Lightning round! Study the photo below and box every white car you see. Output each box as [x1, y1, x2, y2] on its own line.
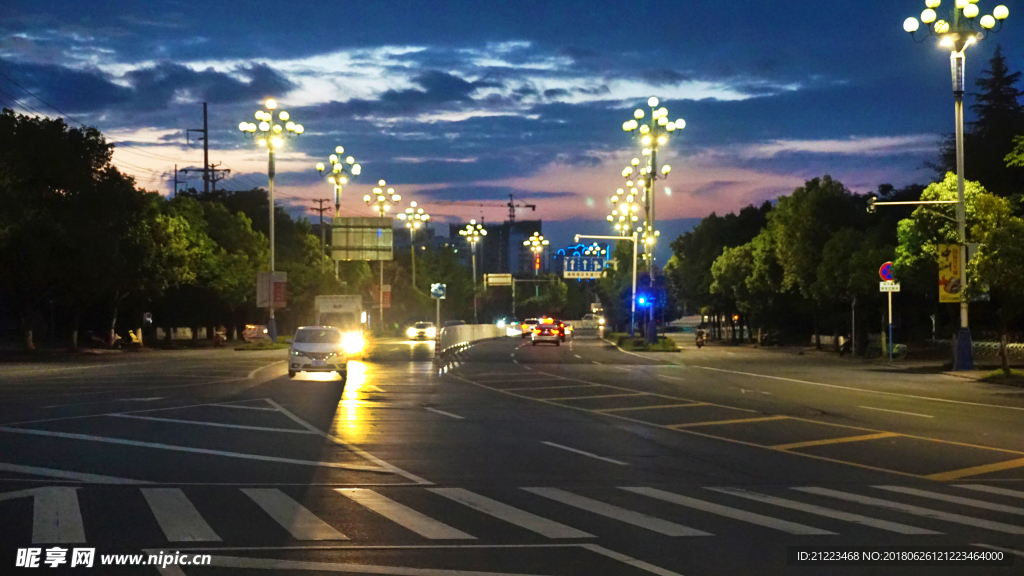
[406, 321, 436, 340]
[287, 326, 352, 379]
[531, 318, 562, 346]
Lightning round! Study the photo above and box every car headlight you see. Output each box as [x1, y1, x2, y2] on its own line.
[599, 318, 605, 325]
[426, 327, 436, 338]
[290, 349, 304, 357]
[406, 327, 417, 338]
[342, 332, 364, 354]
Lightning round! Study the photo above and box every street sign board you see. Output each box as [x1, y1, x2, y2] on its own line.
[256, 271, 287, 308]
[563, 256, 606, 279]
[430, 283, 446, 299]
[485, 273, 512, 286]
[879, 261, 893, 282]
[371, 284, 391, 308]
[879, 281, 901, 292]
[331, 217, 393, 261]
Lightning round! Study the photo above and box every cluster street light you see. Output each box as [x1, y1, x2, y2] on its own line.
[577, 233, 638, 338]
[363, 180, 401, 214]
[902, 0, 1009, 370]
[315, 146, 362, 218]
[238, 98, 304, 343]
[523, 232, 549, 297]
[607, 163, 643, 236]
[459, 220, 487, 323]
[622, 96, 682, 342]
[397, 202, 430, 291]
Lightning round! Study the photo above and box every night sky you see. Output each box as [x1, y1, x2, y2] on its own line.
[1, 0, 1018, 261]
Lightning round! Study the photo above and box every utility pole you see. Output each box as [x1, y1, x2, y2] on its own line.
[209, 162, 230, 192]
[172, 164, 186, 198]
[311, 198, 331, 273]
[187, 103, 210, 194]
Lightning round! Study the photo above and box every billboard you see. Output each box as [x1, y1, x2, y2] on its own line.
[256, 271, 287, 308]
[332, 217, 393, 261]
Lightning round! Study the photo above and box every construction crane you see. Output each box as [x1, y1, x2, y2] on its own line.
[423, 194, 537, 223]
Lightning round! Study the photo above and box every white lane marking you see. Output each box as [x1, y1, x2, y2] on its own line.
[956, 484, 1024, 499]
[243, 488, 347, 540]
[0, 426, 387, 472]
[474, 378, 563, 384]
[792, 487, 1024, 534]
[660, 375, 686, 382]
[262, 399, 431, 485]
[107, 414, 317, 433]
[0, 462, 153, 484]
[206, 403, 280, 411]
[522, 366, 532, 371]
[512, 360, 519, 364]
[874, 486, 1024, 515]
[579, 543, 687, 576]
[706, 487, 939, 535]
[512, 384, 602, 392]
[428, 488, 594, 539]
[859, 406, 934, 418]
[686, 365, 1024, 413]
[368, 385, 385, 393]
[425, 407, 464, 420]
[0, 487, 88, 543]
[521, 487, 710, 537]
[972, 543, 1024, 558]
[574, 355, 581, 359]
[336, 489, 475, 540]
[541, 442, 629, 466]
[142, 488, 221, 541]
[248, 360, 286, 380]
[623, 487, 833, 535]
[591, 361, 601, 365]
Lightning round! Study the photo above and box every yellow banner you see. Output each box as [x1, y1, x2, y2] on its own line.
[937, 244, 961, 303]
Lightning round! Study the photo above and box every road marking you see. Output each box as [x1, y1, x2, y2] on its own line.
[336, 489, 475, 540]
[142, 488, 221, 541]
[622, 487, 834, 535]
[41, 396, 170, 409]
[508, 384, 595, 392]
[479, 378, 564, 384]
[595, 403, 706, 413]
[772, 432, 899, 451]
[685, 364, 1024, 413]
[206, 403, 280, 411]
[425, 407, 464, 420]
[521, 487, 710, 537]
[859, 406, 933, 418]
[0, 487, 86, 543]
[705, 487, 939, 535]
[927, 457, 1024, 481]
[0, 426, 389, 473]
[956, 484, 1024, 499]
[972, 543, 1024, 558]
[792, 487, 1024, 534]
[591, 361, 601, 364]
[243, 488, 348, 540]
[659, 375, 686, 382]
[540, 441, 629, 466]
[428, 488, 594, 539]
[107, 414, 318, 433]
[248, 360, 285, 380]
[670, 415, 789, 428]
[874, 486, 1024, 515]
[512, 360, 519, 364]
[0, 462, 153, 484]
[546, 393, 648, 401]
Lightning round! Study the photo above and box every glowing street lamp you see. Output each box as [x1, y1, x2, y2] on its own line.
[902, 0, 1009, 370]
[363, 180, 401, 214]
[238, 98, 303, 342]
[459, 220, 487, 323]
[607, 163, 643, 236]
[396, 202, 430, 290]
[315, 146, 362, 218]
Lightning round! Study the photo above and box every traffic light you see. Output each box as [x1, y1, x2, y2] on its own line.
[637, 295, 647, 307]
[866, 195, 876, 213]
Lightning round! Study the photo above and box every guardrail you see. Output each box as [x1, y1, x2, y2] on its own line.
[436, 324, 510, 357]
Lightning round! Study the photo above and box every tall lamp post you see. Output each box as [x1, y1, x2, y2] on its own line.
[523, 232, 549, 297]
[397, 202, 430, 291]
[459, 220, 487, 323]
[315, 146, 361, 277]
[363, 180, 401, 331]
[238, 98, 303, 343]
[902, 0, 1009, 370]
[622, 97, 682, 342]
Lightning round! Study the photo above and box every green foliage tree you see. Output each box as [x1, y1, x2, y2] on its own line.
[972, 218, 1024, 374]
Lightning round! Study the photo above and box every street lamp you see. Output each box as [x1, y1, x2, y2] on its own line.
[459, 220, 487, 323]
[238, 98, 304, 343]
[396, 202, 430, 291]
[606, 164, 643, 236]
[523, 232, 549, 297]
[315, 146, 362, 218]
[363, 180, 401, 214]
[902, 0, 1009, 370]
[577, 233, 638, 338]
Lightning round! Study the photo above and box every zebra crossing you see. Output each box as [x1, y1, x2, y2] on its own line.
[6, 482, 1024, 546]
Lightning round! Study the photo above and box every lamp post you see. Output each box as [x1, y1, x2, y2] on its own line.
[315, 147, 361, 278]
[397, 202, 430, 291]
[459, 220, 487, 323]
[606, 164, 643, 236]
[363, 180, 401, 331]
[622, 97, 683, 342]
[577, 234, 638, 338]
[902, 0, 1009, 370]
[523, 232, 549, 297]
[238, 98, 303, 343]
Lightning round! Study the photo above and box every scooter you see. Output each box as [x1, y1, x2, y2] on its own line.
[695, 330, 706, 348]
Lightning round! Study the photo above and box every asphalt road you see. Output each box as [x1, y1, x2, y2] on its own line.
[0, 332, 1022, 575]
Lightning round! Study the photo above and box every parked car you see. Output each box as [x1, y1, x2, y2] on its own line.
[242, 324, 270, 342]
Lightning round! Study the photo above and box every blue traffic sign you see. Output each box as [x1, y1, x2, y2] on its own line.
[430, 283, 446, 299]
[879, 261, 893, 282]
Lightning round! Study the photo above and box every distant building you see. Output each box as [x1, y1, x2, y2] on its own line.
[448, 219, 544, 275]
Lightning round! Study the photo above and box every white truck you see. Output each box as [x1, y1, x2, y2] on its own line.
[314, 295, 366, 353]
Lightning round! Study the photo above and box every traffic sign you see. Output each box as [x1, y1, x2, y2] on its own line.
[879, 261, 893, 282]
[484, 273, 512, 286]
[430, 283, 446, 299]
[563, 256, 606, 279]
[879, 281, 901, 292]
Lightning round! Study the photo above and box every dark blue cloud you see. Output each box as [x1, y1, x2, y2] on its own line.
[413, 185, 575, 202]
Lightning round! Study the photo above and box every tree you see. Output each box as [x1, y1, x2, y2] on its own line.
[972, 218, 1024, 374]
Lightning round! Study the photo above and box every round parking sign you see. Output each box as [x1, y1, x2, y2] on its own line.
[879, 261, 893, 281]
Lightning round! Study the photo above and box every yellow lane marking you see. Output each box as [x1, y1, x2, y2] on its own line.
[545, 393, 649, 402]
[670, 415, 790, 428]
[772, 432, 900, 451]
[595, 402, 707, 413]
[927, 457, 1024, 482]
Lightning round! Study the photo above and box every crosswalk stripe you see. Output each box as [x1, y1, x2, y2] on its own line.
[33, 487, 86, 544]
[242, 489, 347, 540]
[141, 488, 220, 542]
[521, 487, 711, 537]
[874, 486, 1024, 516]
[956, 484, 1024, 500]
[793, 487, 1024, 534]
[336, 488, 475, 540]
[705, 487, 940, 535]
[623, 487, 834, 535]
[427, 488, 594, 539]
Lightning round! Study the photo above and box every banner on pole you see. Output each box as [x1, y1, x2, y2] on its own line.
[937, 244, 961, 303]
[256, 271, 287, 308]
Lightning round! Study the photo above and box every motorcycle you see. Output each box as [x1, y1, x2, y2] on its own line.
[695, 329, 707, 349]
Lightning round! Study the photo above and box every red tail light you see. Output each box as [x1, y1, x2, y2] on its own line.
[552, 330, 559, 335]
[534, 329, 541, 334]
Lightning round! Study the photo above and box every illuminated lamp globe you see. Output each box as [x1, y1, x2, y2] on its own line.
[662, 165, 672, 174]
[271, 137, 283, 147]
[315, 162, 325, 171]
[634, 109, 645, 119]
[265, 99, 277, 109]
[666, 122, 676, 131]
[657, 135, 668, 145]
[285, 121, 295, 131]
[259, 121, 270, 131]
[335, 146, 344, 154]
[647, 97, 659, 107]
[934, 19, 950, 32]
[352, 165, 361, 175]
[639, 124, 650, 134]
[641, 135, 652, 145]
[955, 0, 967, 8]
[272, 124, 283, 133]
[622, 121, 632, 131]
[657, 107, 667, 118]
[631, 157, 640, 166]
[247, 123, 257, 132]
[642, 148, 651, 156]
[963, 4, 978, 17]
[926, 0, 940, 7]
[238, 122, 248, 131]
[346, 156, 355, 164]
[294, 125, 304, 134]
[378, 180, 386, 186]
[329, 154, 339, 163]
[278, 111, 289, 121]
[363, 195, 371, 202]
[980, 14, 996, 27]
[994, 5, 1008, 19]
[658, 117, 668, 126]
[921, 9, 936, 23]
[255, 111, 265, 120]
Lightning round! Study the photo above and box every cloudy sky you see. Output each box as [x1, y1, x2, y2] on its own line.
[1, 0, 1018, 261]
